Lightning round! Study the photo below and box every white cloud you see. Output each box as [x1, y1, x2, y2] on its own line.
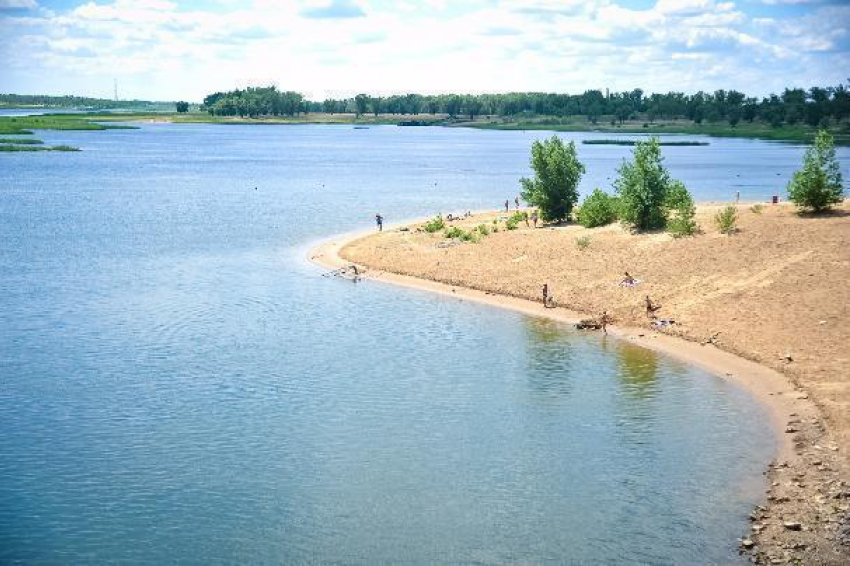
[0, 0, 846, 100]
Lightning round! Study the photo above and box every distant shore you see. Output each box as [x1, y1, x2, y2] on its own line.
[310, 202, 850, 564]
[2, 111, 848, 145]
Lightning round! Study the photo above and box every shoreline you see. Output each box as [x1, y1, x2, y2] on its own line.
[308, 214, 848, 564]
[3, 111, 845, 145]
[310, 225, 802, 457]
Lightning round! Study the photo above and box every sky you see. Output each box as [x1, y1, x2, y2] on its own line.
[0, 0, 848, 102]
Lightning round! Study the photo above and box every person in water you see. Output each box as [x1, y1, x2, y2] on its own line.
[375, 213, 383, 231]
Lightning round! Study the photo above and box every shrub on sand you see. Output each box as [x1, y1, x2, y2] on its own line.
[665, 181, 699, 237]
[423, 215, 445, 233]
[576, 188, 618, 228]
[787, 130, 844, 213]
[715, 205, 738, 234]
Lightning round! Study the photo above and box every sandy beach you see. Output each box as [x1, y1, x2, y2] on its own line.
[311, 202, 850, 564]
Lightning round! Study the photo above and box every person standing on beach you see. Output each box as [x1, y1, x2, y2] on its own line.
[515, 196, 520, 210]
[531, 211, 538, 228]
[645, 295, 661, 318]
[600, 311, 611, 334]
[375, 213, 383, 232]
[504, 199, 509, 212]
[542, 283, 549, 307]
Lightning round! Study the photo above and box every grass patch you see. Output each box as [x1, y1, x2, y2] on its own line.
[423, 215, 446, 233]
[463, 118, 850, 145]
[583, 139, 708, 146]
[0, 144, 80, 152]
[444, 226, 479, 242]
[575, 235, 591, 249]
[0, 137, 43, 144]
[0, 114, 138, 135]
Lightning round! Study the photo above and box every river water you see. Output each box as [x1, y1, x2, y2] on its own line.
[2, 123, 845, 564]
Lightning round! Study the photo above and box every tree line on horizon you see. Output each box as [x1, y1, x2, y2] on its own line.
[0, 93, 169, 111]
[201, 83, 850, 128]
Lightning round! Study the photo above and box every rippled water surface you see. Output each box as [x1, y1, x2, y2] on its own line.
[4, 123, 842, 564]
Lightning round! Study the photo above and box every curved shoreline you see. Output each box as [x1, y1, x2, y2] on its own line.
[309, 221, 847, 563]
[310, 227, 805, 455]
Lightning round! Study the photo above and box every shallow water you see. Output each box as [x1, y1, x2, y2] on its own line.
[2, 123, 840, 563]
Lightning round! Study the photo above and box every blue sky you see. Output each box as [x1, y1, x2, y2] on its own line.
[1, 0, 848, 101]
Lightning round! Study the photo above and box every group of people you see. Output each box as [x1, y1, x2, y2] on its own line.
[504, 197, 520, 212]
[446, 211, 472, 221]
[541, 273, 663, 335]
[501, 198, 540, 228]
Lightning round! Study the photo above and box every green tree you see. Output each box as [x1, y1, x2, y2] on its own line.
[787, 130, 845, 213]
[354, 94, 369, 117]
[665, 180, 698, 237]
[175, 101, 189, 113]
[445, 95, 462, 118]
[614, 137, 677, 231]
[520, 135, 585, 223]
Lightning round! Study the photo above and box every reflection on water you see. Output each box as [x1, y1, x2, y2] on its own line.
[523, 318, 575, 397]
[616, 341, 660, 400]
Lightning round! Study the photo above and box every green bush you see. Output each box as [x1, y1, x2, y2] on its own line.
[505, 212, 526, 230]
[443, 226, 479, 242]
[444, 226, 464, 238]
[576, 189, 619, 228]
[423, 215, 445, 233]
[575, 235, 591, 249]
[665, 180, 699, 237]
[715, 205, 738, 234]
[476, 223, 490, 236]
[787, 130, 845, 213]
[520, 135, 585, 222]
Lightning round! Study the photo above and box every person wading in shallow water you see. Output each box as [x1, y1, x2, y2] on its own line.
[375, 213, 383, 232]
